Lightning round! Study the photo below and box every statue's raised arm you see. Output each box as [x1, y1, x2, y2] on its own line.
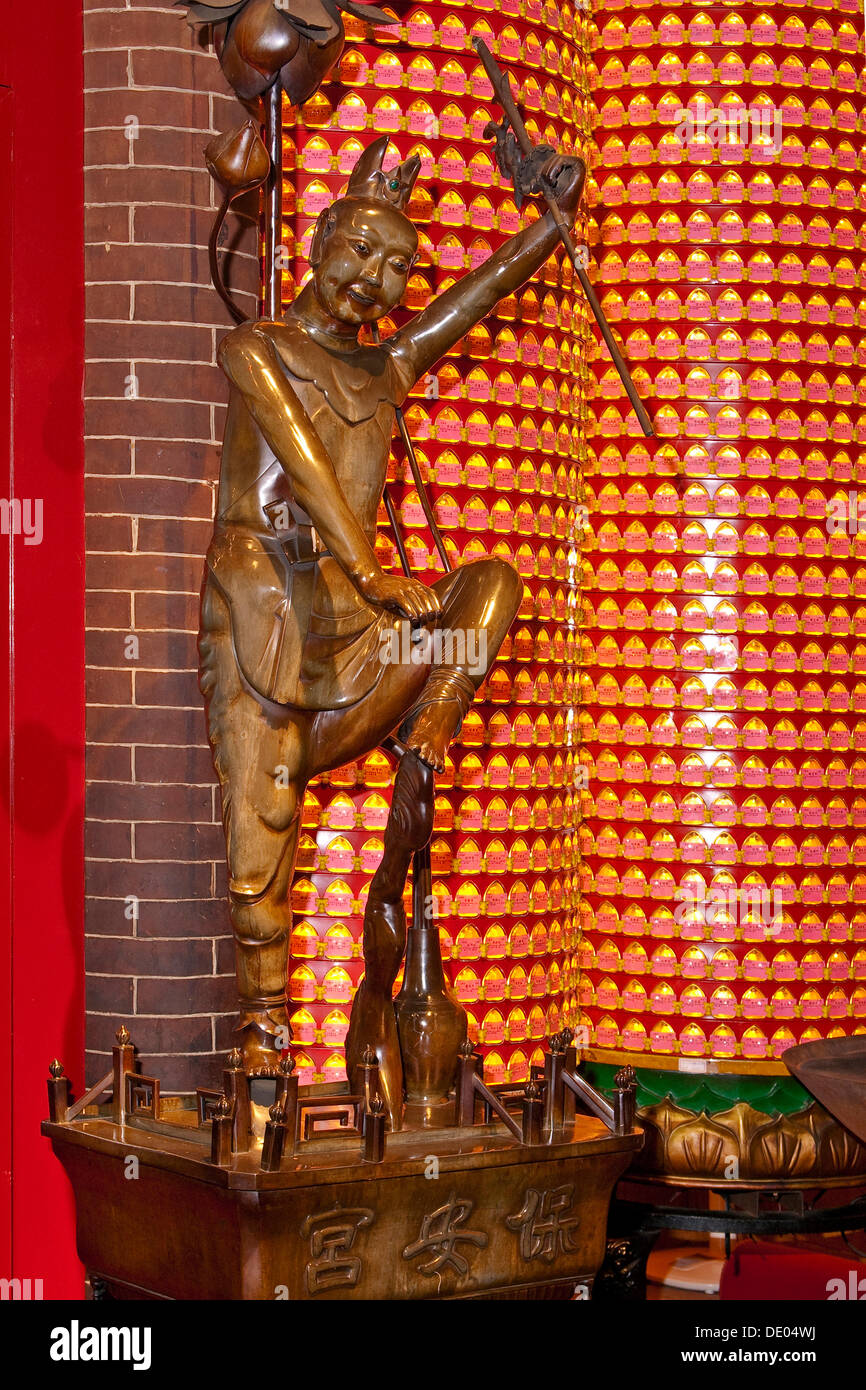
[388, 150, 585, 385]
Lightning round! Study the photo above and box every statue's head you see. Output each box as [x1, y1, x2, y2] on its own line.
[309, 137, 420, 327]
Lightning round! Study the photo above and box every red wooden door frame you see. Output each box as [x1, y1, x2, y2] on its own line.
[1, 5, 86, 1295]
[1, 81, 12, 1292]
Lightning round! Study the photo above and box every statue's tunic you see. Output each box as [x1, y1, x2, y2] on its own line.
[203, 319, 414, 712]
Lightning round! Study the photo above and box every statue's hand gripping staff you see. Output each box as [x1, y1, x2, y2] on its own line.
[473, 38, 655, 439]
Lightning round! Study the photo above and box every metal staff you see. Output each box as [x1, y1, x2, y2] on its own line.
[372, 324, 453, 576]
[262, 81, 284, 322]
[473, 38, 654, 439]
[204, 83, 284, 323]
[393, 396, 452, 574]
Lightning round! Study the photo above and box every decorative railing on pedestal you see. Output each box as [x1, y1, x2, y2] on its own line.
[47, 1024, 640, 1176]
[454, 1028, 637, 1143]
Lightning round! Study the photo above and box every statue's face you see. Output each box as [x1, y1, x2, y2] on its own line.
[313, 200, 417, 327]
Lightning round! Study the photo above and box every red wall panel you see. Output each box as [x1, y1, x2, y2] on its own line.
[2, 4, 86, 1296]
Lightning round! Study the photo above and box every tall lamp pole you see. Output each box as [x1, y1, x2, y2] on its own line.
[262, 81, 284, 321]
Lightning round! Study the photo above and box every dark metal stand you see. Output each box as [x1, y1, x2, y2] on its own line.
[594, 1181, 866, 1301]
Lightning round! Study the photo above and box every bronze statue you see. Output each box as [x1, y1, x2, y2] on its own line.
[199, 134, 585, 1123]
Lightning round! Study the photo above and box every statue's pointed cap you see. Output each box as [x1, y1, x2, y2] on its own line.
[346, 135, 420, 211]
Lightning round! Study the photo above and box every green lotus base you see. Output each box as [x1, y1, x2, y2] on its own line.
[582, 1062, 866, 1184]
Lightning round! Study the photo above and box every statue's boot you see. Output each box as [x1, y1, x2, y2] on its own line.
[233, 994, 290, 1076]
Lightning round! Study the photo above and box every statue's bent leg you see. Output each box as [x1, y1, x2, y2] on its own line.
[344, 751, 434, 1130]
[200, 580, 309, 1073]
[298, 557, 520, 1121]
[313, 557, 520, 1120]
[307, 557, 522, 779]
[400, 557, 522, 771]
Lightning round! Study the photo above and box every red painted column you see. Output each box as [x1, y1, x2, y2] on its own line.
[1, 6, 86, 1295]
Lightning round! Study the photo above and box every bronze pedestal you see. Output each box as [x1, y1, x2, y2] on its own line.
[43, 1032, 642, 1301]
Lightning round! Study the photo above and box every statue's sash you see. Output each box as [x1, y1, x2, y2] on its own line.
[207, 524, 390, 711]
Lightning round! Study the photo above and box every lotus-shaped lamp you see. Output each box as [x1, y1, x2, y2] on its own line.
[204, 117, 271, 199]
[177, 0, 395, 104]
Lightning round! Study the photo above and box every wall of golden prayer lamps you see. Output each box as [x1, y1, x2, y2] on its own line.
[274, 0, 866, 1083]
[279, 2, 595, 1086]
[578, 0, 866, 1067]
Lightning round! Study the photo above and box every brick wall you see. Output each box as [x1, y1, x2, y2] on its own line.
[83, 0, 258, 1090]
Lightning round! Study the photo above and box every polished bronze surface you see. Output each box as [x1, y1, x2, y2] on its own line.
[392, 841, 468, 1119]
[634, 1095, 866, 1182]
[48, 1127, 639, 1300]
[205, 117, 270, 197]
[199, 135, 585, 1119]
[179, 0, 394, 105]
[785, 1035, 866, 1147]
